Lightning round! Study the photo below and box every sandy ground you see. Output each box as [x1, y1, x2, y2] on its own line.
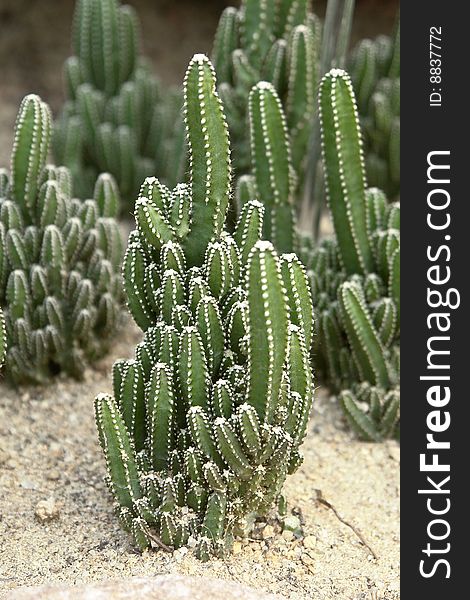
[0, 318, 399, 600]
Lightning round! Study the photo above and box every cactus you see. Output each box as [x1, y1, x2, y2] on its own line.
[212, 0, 320, 201]
[95, 55, 314, 560]
[54, 0, 185, 207]
[242, 80, 297, 253]
[239, 67, 399, 440]
[0, 94, 123, 384]
[300, 69, 399, 441]
[349, 15, 400, 197]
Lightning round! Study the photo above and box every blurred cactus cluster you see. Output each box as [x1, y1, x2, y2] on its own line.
[212, 0, 320, 199]
[0, 95, 123, 384]
[349, 17, 400, 197]
[53, 0, 185, 207]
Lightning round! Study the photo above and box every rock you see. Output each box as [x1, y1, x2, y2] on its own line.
[20, 479, 37, 490]
[262, 524, 275, 539]
[303, 535, 317, 550]
[232, 540, 243, 554]
[282, 515, 302, 537]
[46, 469, 60, 481]
[172, 547, 188, 561]
[7, 575, 283, 599]
[283, 515, 300, 530]
[35, 497, 61, 523]
[282, 529, 294, 542]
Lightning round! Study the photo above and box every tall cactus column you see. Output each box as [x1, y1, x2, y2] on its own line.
[319, 69, 374, 275]
[54, 0, 185, 206]
[95, 54, 315, 560]
[301, 68, 400, 441]
[247, 81, 297, 253]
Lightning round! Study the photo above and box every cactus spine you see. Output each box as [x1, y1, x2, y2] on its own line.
[54, 0, 184, 206]
[301, 69, 399, 440]
[95, 55, 314, 560]
[0, 308, 5, 367]
[0, 94, 123, 384]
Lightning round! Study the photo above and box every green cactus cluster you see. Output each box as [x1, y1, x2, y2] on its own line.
[0, 94, 123, 384]
[349, 16, 400, 198]
[300, 69, 399, 441]
[95, 54, 314, 559]
[54, 0, 185, 207]
[212, 0, 320, 198]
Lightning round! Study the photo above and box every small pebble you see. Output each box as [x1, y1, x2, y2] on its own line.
[303, 535, 317, 550]
[35, 497, 61, 523]
[262, 524, 275, 539]
[20, 479, 38, 490]
[283, 515, 301, 531]
[232, 541, 243, 555]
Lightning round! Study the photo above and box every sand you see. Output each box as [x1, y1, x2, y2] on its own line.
[0, 318, 399, 600]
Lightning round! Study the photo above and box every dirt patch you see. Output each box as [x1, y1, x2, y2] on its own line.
[0, 319, 399, 600]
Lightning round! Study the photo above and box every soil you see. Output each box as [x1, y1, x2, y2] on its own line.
[0, 318, 399, 600]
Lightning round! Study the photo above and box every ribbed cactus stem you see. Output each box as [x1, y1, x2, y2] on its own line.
[241, 0, 277, 68]
[248, 82, 296, 252]
[0, 308, 5, 367]
[319, 68, 373, 275]
[275, 0, 309, 39]
[11, 95, 52, 219]
[246, 240, 288, 422]
[212, 7, 239, 84]
[338, 281, 390, 388]
[183, 55, 231, 265]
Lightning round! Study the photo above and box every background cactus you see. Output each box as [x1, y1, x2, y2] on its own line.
[239, 80, 298, 254]
[54, 0, 185, 207]
[0, 94, 123, 384]
[349, 15, 400, 198]
[300, 69, 399, 441]
[95, 54, 314, 560]
[212, 0, 320, 203]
